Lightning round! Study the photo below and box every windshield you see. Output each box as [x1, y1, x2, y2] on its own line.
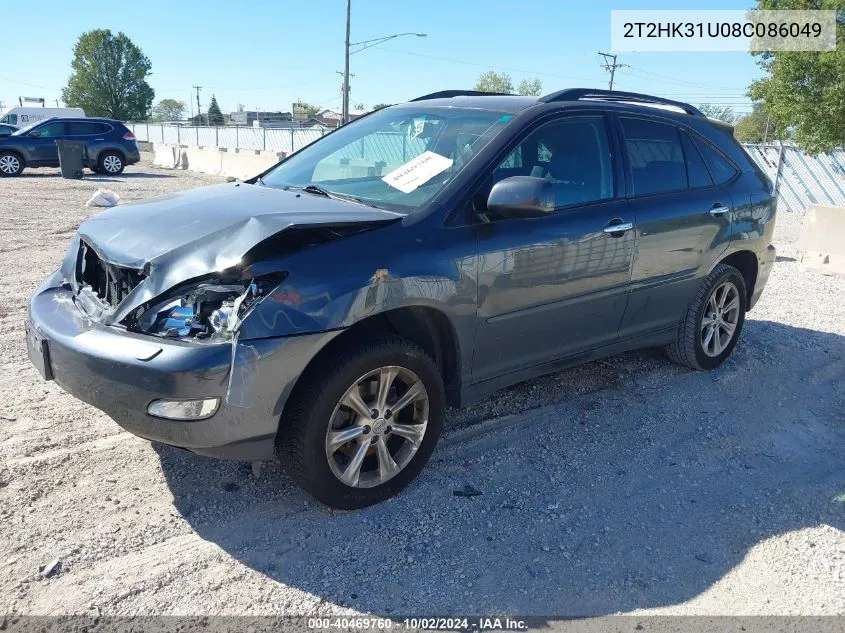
[12, 120, 41, 136]
[260, 107, 513, 212]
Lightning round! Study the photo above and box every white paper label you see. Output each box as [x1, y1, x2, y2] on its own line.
[381, 151, 454, 194]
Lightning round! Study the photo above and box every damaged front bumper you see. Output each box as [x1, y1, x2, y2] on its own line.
[26, 271, 340, 461]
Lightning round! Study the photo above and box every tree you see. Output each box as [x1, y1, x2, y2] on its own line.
[62, 29, 154, 121]
[698, 104, 738, 124]
[747, 0, 845, 153]
[517, 78, 543, 96]
[294, 102, 322, 117]
[151, 98, 186, 122]
[207, 95, 225, 125]
[474, 71, 514, 94]
[734, 103, 776, 143]
[372, 103, 393, 111]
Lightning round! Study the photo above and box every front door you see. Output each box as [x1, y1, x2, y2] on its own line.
[472, 114, 635, 383]
[28, 121, 68, 164]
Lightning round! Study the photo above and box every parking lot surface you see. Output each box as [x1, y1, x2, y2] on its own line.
[1, 160, 844, 617]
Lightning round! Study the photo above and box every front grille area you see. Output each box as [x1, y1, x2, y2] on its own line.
[79, 242, 145, 308]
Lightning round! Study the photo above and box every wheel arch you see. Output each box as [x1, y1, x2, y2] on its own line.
[715, 250, 758, 307]
[0, 148, 25, 165]
[274, 304, 463, 448]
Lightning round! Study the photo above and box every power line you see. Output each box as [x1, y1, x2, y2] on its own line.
[597, 52, 628, 91]
[374, 46, 595, 83]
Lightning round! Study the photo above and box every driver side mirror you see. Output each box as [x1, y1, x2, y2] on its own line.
[27, 131, 41, 138]
[486, 176, 555, 219]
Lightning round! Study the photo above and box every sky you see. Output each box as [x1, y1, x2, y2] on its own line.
[1, 0, 763, 117]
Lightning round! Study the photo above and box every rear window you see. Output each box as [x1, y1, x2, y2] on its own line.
[620, 117, 687, 196]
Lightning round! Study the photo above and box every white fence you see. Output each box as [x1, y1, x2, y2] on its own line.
[742, 144, 845, 214]
[126, 123, 329, 154]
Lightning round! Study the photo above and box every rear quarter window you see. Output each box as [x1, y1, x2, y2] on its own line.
[693, 136, 740, 185]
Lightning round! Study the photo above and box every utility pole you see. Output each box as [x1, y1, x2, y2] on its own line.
[193, 86, 202, 125]
[342, 0, 351, 125]
[598, 52, 628, 91]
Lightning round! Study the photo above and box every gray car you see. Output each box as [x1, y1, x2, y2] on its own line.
[26, 89, 776, 508]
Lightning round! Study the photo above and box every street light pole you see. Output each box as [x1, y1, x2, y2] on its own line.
[342, 0, 351, 126]
[340, 1, 426, 126]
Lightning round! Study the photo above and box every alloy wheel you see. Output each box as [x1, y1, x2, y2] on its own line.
[103, 155, 122, 173]
[0, 155, 20, 175]
[325, 365, 429, 488]
[701, 280, 741, 357]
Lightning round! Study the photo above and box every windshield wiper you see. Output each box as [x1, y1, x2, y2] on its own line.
[282, 184, 382, 209]
[282, 184, 332, 198]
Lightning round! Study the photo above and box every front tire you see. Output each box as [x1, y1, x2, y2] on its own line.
[0, 152, 24, 177]
[278, 334, 445, 509]
[667, 263, 747, 370]
[98, 151, 125, 175]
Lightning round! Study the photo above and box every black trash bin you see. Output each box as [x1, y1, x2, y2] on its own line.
[56, 140, 85, 180]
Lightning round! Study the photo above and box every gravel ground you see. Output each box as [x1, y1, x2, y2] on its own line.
[1, 159, 844, 619]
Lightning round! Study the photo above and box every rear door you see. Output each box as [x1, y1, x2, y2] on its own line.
[28, 121, 69, 164]
[472, 113, 635, 382]
[616, 116, 734, 338]
[67, 121, 112, 162]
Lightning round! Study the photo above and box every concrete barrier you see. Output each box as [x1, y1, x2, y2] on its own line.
[180, 146, 224, 176]
[146, 143, 285, 181]
[151, 143, 179, 168]
[798, 204, 845, 276]
[220, 149, 284, 181]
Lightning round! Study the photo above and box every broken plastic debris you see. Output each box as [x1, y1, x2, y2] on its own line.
[39, 558, 62, 578]
[85, 188, 121, 208]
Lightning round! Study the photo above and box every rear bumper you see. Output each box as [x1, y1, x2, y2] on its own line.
[749, 243, 776, 310]
[27, 271, 339, 460]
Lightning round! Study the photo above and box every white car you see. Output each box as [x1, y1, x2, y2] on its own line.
[0, 107, 85, 127]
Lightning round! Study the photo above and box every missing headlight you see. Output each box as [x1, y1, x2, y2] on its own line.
[132, 275, 282, 341]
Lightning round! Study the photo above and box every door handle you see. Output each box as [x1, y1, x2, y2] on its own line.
[602, 221, 633, 235]
[710, 203, 731, 216]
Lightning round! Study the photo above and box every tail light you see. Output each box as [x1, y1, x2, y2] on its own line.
[123, 132, 136, 140]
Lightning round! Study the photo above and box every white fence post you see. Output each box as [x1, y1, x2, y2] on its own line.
[263, 127, 266, 151]
[177, 126, 180, 145]
[236, 126, 239, 150]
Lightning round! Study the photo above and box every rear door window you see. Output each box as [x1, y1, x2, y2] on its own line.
[693, 137, 740, 185]
[620, 117, 687, 196]
[68, 121, 110, 136]
[681, 132, 713, 189]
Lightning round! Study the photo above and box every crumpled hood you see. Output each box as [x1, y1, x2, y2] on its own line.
[72, 183, 401, 323]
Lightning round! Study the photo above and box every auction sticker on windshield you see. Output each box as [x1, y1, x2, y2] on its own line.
[382, 151, 454, 194]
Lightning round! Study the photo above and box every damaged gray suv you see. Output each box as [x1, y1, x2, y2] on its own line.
[26, 89, 776, 508]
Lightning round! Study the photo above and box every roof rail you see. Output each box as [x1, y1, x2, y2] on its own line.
[410, 90, 512, 102]
[539, 88, 704, 117]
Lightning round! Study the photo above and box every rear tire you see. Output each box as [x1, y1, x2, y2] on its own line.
[0, 151, 24, 177]
[278, 334, 445, 509]
[98, 151, 124, 175]
[667, 263, 747, 370]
